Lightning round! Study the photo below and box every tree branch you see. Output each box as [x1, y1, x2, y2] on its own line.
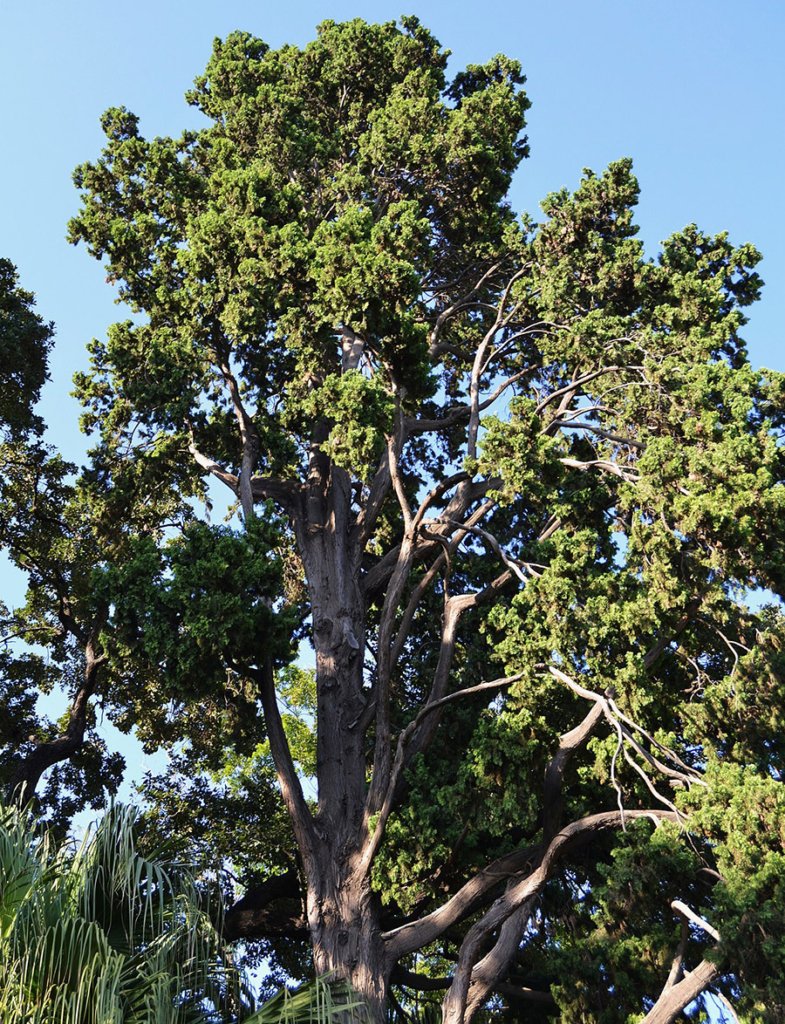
[6, 622, 107, 806]
[358, 674, 523, 876]
[254, 661, 319, 872]
[441, 809, 677, 1024]
[640, 959, 720, 1024]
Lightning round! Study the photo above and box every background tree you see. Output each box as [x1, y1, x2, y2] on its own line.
[0, 262, 124, 827]
[2, 15, 784, 1024]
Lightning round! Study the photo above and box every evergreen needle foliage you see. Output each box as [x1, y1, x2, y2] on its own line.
[1, 15, 784, 1024]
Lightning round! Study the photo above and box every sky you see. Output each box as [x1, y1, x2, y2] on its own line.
[0, 0, 782, 1009]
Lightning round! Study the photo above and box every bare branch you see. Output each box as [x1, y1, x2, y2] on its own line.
[548, 667, 704, 804]
[542, 702, 605, 836]
[388, 500, 497, 672]
[217, 355, 260, 520]
[559, 456, 639, 482]
[664, 920, 689, 991]
[356, 451, 392, 550]
[7, 620, 107, 806]
[188, 437, 239, 495]
[671, 900, 721, 943]
[253, 661, 319, 872]
[429, 517, 545, 582]
[358, 674, 522, 877]
[641, 898, 725, 1023]
[428, 260, 507, 356]
[406, 368, 532, 437]
[713, 991, 741, 1024]
[387, 808, 675, 962]
[440, 809, 677, 1024]
[535, 365, 627, 415]
[641, 959, 721, 1024]
[547, 419, 645, 450]
[462, 897, 537, 1022]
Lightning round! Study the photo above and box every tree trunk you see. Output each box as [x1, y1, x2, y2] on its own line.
[307, 857, 390, 1024]
[290, 434, 386, 1018]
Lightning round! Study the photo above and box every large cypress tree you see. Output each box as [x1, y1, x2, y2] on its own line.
[3, 16, 784, 1023]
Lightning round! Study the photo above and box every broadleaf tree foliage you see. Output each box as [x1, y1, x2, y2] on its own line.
[2, 16, 785, 1023]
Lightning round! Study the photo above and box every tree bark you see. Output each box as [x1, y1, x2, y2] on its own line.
[307, 857, 390, 1024]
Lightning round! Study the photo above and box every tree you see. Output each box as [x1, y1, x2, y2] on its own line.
[3, 15, 785, 1023]
[0, 259, 53, 441]
[0, 801, 252, 1022]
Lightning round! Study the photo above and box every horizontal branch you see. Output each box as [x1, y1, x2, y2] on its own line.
[548, 419, 645, 450]
[559, 457, 639, 482]
[188, 437, 300, 510]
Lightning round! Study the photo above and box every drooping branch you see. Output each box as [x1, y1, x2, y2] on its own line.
[548, 667, 704, 815]
[548, 419, 645, 450]
[428, 518, 545, 583]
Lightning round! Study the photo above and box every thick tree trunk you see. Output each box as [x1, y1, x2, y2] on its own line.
[307, 860, 390, 1024]
[289, 425, 386, 1018]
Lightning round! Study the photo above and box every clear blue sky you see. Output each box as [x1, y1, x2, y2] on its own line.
[1, 4, 779, 1013]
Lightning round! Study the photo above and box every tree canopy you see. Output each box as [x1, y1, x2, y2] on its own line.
[2, 15, 785, 1024]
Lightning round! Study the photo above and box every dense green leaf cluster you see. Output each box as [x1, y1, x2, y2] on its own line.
[0, 259, 53, 440]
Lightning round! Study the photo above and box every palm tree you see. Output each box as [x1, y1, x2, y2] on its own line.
[0, 801, 249, 1023]
[0, 802, 368, 1024]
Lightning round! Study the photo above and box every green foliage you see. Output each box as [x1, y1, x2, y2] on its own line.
[68, 17, 528, 482]
[2, 15, 785, 1024]
[301, 372, 394, 473]
[680, 762, 785, 1019]
[99, 516, 294, 750]
[0, 259, 53, 440]
[0, 802, 252, 1023]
